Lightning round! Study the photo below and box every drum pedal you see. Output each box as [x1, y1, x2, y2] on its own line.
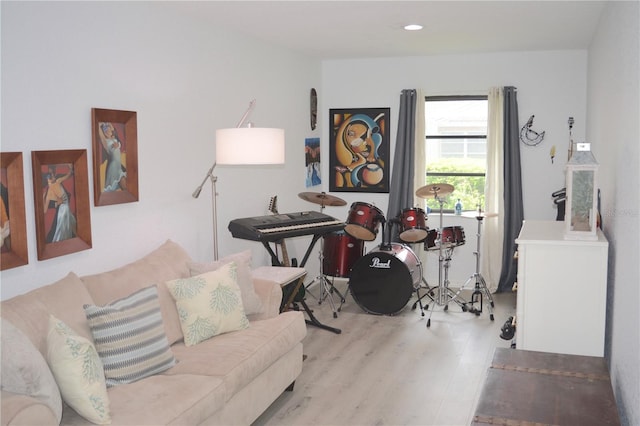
[469, 290, 483, 315]
[500, 316, 516, 340]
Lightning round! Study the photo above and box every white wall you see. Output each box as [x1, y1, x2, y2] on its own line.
[587, 2, 639, 424]
[0, 1, 322, 299]
[321, 51, 588, 287]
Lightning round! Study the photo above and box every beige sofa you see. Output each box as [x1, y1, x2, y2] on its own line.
[0, 240, 307, 425]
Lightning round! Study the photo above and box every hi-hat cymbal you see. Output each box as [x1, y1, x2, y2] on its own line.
[298, 191, 347, 206]
[461, 211, 499, 219]
[415, 183, 455, 199]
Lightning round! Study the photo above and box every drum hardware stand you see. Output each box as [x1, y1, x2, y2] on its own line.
[386, 217, 434, 317]
[424, 196, 468, 327]
[412, 273, 435, 315]
[454, 213, 495, 320]
[304, 252, 345, 319]
[304, 202, 346, 319]
[411, 245, 435, 316]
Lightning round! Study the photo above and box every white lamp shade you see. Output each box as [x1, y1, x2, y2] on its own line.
[215, 128, 285, 165]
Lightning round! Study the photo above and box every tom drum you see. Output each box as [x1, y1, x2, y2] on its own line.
[344, 202, 384, 241]
[440, 226, 465, 248]
[398, 207, 428, 243]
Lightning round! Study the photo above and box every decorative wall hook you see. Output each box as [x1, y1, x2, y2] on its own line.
[520, 115, 545, 146]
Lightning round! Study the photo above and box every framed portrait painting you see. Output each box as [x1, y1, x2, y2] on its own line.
[32, 150, 92, 261]
[329, 108, 390, 193]
[0, 152, 29, 270]
[91, 108, 139, 206]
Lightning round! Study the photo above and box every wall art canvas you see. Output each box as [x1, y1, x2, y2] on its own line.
[91, 108, 139, 206]
[329, 108, 390, 193]
[305, 137, 321, 187]
[0, 152, 28, 270]
[32, 150, 92, 260]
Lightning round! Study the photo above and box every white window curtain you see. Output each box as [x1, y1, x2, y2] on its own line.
[482, 87, 504, 292]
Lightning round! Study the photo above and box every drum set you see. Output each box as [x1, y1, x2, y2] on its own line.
[299, 183, 494, 327]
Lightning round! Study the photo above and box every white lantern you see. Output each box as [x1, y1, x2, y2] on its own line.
[564, 143, 599, 240]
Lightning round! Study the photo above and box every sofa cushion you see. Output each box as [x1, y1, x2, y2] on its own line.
[0, 390, 59, 426]
[166, 263, 249, 346]
[188, 250, 263, 315]
[81, 240, 192, 346]
[60, 374, 226, 426]
[165, 311, 306, 401]
[46, 315, 111, 425]
[84, 285, 177, 387]
[0, 318, 62, 424]
[0, 272, 95, 356]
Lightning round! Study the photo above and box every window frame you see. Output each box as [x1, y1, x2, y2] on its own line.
[425, 94, 488, 213]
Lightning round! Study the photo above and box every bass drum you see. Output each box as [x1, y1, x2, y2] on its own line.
[349, 243, 422, 315]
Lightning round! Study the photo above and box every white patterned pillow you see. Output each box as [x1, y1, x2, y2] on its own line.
[84, 285, 176, 387]
[188, 250, 263, 315]
[166, 262, 249, 346]
[46, 315, 111, 425]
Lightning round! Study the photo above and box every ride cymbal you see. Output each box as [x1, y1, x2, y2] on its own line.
[298, 191, 347, 206]
[415, 183, 455, 199]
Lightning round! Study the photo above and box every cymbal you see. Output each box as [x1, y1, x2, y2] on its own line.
[461, 211, 499, 219]
[415, 183, 454, 199]
[298, 191, 347, 207]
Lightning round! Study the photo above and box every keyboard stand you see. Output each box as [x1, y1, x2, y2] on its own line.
[262, 234, 322, 267]
[259, 234, 341, 334]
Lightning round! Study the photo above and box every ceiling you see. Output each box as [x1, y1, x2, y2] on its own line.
[166, 1, 608, 60]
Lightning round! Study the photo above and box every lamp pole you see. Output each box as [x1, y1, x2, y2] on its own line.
[192, 162, 219, 260]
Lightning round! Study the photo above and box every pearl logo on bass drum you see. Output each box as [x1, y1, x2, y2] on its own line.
[369, 257, 391, 269]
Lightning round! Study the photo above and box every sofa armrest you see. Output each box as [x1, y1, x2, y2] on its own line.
[1, 391, 58, 426]
[247, 277, 283, 321]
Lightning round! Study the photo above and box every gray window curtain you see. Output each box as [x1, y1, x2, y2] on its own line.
[497, 86, 524, 292]
[387, 89, 417, 242]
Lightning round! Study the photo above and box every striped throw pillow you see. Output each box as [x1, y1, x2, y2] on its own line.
[84, 285, 176, 387]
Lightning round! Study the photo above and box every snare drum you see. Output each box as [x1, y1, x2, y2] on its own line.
[440, 226, 466, 247]
[398, 207, 428, 243]
[322, 231, 364, 278]
[344, 202, 383, 241]
[349, 243, 422, 315]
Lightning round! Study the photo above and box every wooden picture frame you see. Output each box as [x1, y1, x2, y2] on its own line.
[32, 150, 92, 260]
[1, 152, 29, 270]
[91, 108, 139, 206]
[329, 108, 390, 193]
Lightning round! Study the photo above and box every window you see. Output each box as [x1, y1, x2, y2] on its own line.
[424, 95, 488, 213]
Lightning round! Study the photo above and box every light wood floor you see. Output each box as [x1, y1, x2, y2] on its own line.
[253, 280, 516, 426]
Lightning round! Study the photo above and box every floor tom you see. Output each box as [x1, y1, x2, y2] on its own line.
[322, 231, 364, 278]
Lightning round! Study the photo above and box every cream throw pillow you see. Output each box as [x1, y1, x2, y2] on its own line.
[46, 315, 111, 425]
[1, 318, 63, 423]
[166, 262, 249, 346]
[188, 250, 263, 315]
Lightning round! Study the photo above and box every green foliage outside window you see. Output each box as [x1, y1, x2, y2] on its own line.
[424, 158, 485, 213]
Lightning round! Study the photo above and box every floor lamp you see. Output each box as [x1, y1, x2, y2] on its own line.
[192, 100, 285, 260]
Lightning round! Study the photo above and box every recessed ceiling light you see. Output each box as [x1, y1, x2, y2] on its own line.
[404, 24, 423, 31]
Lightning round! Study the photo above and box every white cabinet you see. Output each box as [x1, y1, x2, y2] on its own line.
[515, 220, 609, 357]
